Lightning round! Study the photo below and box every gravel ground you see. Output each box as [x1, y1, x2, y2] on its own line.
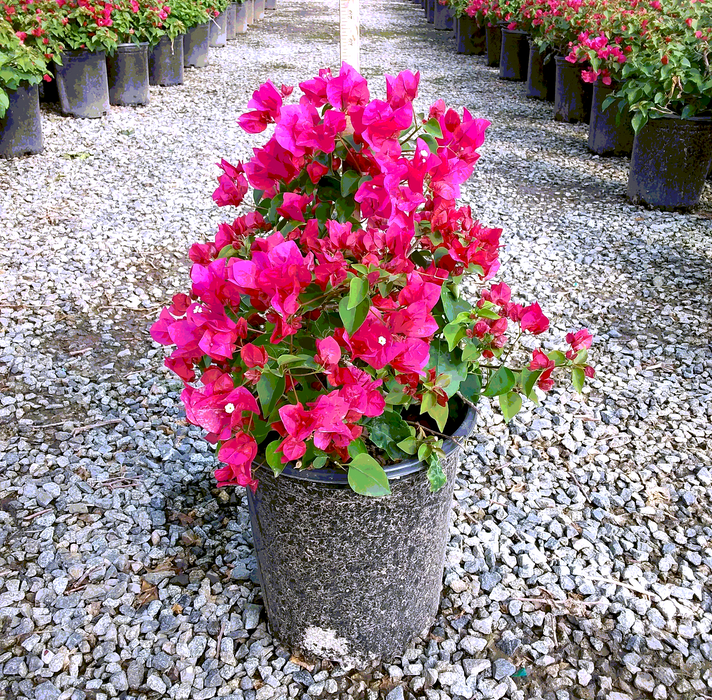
[1, 1, 711, 699]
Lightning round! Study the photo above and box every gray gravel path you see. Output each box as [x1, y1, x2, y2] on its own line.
[1, 1, 711, 699]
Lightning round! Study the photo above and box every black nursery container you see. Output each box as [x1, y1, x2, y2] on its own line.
[499, 28, 529, 81]
[183, 23, 210, 68]
[526, 41, 555, 100]
[456, 15, 485, 55]
[433, 0, 453, 31]
[587, 80, 634, 156]
[485, 23, 502, 68]
[209, 11, 228, 46]
[226, 3, 237, 40]
[55, 49, 110, 118]
[427, 0, 435, 24]
[149, 36, 184, 86]
[107, 43, 150, 106]
[39, 63, 59, 103]
[554, 55, 592, 123]
[628, 115, 712, 211]
[0, 83, 43, 158]
[246, 406, 476, 665]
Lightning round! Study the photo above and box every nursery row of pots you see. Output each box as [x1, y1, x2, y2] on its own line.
[418, 0, 712, 211]
[0, 0, 276, 160]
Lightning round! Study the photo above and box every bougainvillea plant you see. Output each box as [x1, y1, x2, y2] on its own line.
[151, 63, 595, 497]
[110, 0, 184, 46]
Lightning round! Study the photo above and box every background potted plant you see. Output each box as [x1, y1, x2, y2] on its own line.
[106, 0, 167, 106]
[146, 1, 185, 86]
[613, 0, 712, 209]
[448, 0, 485, 55]
[207, 0, 231, 48]
[173, 0, 212, 68]
[151, 63, 595, 664]
[497, 0, 529, 81]
[41, 0, 118, 118]
[0, 18, 46, 157]
[466, 0, 503, 67]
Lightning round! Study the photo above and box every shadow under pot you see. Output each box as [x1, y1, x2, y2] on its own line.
[107, 43, 149, 106]
[183, 23, 210, 68]
[485, 23, 502, 68]
[246, 404, 476, 667]
[627, 115, 712, 211]
[0, 83, 43, 159]
[526, 41, 555, 101]
[39, 62, 59, 103]
[499, 28, 529, 81]
[234, 2, 248, 33]
[455, 15, 485, 55]
[149, 36, 184, 86]
[553, 55, 592, 124]
[55, 49, 110, 118]
[209, 12, 227, 47]
[587, 80, 634, 156]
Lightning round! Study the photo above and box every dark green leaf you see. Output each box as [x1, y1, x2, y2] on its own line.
[498, 391, 522, 422]
[483, 367, 516, 397]
[366, 411, 411, 460]
[459, 372, 482, 404]
[340, 170, 361, 197]
[441, 285, 471, 322]
[421, 133, 439, 154]
[520, 369, 540, 400]
[339, 295, 370, 334]
[347, 438, 368, 459]
[443, 321, 466, 352]
[265, 439, 285, 476]
[347, 276, 368, 310]
[427, 340, 468, 397]
[426, 453, 447, 492]
[572, 366, 585, 393]
[424, 117, 444, 139]
[257, 371, 285, 419]
[427, 402, 448, 431]
[347, 454, 391, 497]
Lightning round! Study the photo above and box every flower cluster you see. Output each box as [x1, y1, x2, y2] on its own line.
[152, 63, 595, 496]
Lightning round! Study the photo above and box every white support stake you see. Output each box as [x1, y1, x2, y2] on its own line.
[339, 0, 360, 72]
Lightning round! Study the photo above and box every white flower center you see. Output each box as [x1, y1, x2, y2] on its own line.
[378, 336, 387, 346]
[420, 149, 429, 158]
[193, 306, 202, 314]
[224, 403, 236, 414]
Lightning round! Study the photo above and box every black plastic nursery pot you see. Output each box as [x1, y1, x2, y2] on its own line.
[246, 405, 476, 665]
[209, 11, 227, 47]
[485, 24, 502, 68]
[234, 3, 248, 34]
[183, 23, 210, 68]
[587, 80, 634, 156]
[0, 83, 43, 159]
[553, 56, 592, 124]
[55, 49, 110, 118]
[149, 36, 184, 86]
[433, 1, 453, 31]
[246, 0, 254, 24]
[455, 15, 485, 55]
[627, 115, 712, 211]
[255, 0, 265, 20]
[499, 28, 529, 81]
[266, 0, 276, 8]
[107, 43, 149, 106]
[526, 41, 555, 100]
[226, 3, 237, 40]
[427, 0, 435, 24]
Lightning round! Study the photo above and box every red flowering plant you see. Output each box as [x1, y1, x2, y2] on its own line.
[523, 0, 596, 57]
[151, 64, 595, 497]
[110, 0, 183, 46]
[168, 0, 211, 31]
[610, 0, 712, 131]
[465, 0, 502, 27]
[40, 0, 118, 53]
[0, 16, 48, 115]
[444, 0, 473, 20]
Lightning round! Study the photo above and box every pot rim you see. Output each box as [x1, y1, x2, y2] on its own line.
[255, 403, 476, 484]
[644, 112, 712, 124]
[115, 42, 149, 51]
[60, 48, 106, 58]
[501, 27, 528, 36]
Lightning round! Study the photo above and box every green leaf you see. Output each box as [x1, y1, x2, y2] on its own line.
[347, 438, 368, 459]
[441, 285, 471, 322]
[340, 169, 361, 197]
[426, 453, 447, 492]
[253, 189, 264, 205]
[520, 369, 540, 401]
[396, 436, 417, 454]
[347, 276, 368, 310]
[427, 340, 468, 397]
[418, 443, 433, 462]
[427, 402, 449, 432]
[483, 367, 516, 397]
[572, 366, 585, 393]
[257, 371, 285, 419]
[498, 391, 522, 422]
[347, 454, 391, 497]
[276, 353, 314, 368]
[339, 295, 370, 334]
[459, 372, 482, 404]
[420, 133, 439, 154]
[366, 411, 411, 460]
[475, 306, 501, 320]
[547, 350, 567, 366]
[631, 111, 645, 133]
[443, 321, 466, 352]
[424, 117, 444, 140]
[265, 439, 285, 476]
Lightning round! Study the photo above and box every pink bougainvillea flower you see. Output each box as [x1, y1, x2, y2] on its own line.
[241, 343, 269, 368]
[238, 80, 283, 133]
[519, 302, 550, 335]
[528, 349, 555, 391]
[385, 70, 420, 110]
[277, 192, 312, 222]
[325, 62, 370, 110]
[315, 336, 342, 368]
[213, 159, 248, 207]
[216, 432, 259, 491]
